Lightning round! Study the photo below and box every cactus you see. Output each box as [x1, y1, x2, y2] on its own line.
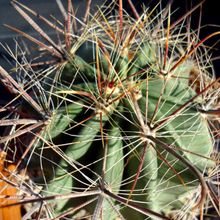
[0, 0, 219, 219]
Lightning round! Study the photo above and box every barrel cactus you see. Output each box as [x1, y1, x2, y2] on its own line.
[0, 0, 219, 219]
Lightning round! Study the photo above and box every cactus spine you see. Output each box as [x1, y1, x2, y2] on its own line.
[0, 1, 219, 219]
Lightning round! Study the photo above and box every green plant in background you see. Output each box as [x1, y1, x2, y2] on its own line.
[0, 0, 219, 219]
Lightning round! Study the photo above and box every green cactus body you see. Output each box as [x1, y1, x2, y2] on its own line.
[1, 1, 219, 219]
[40, 39, 214, 218]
